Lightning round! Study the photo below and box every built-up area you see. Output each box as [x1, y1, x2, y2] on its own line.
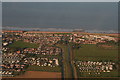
[1, 30, 119, 77]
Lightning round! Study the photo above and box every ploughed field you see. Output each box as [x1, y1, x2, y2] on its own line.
[13, 71, 61, 78]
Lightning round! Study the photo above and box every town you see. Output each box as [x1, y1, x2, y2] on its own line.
[1, 30, 119, 78]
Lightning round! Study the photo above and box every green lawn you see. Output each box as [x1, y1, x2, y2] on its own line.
[74, 44, 118, 61]
[27, 65, 61, 72]
[7, 40, 39, 48]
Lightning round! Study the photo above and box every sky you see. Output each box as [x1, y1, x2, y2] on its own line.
[2, 0, 120, 2]
[0, 2, 1, 30]
[2, 2, 118, 32]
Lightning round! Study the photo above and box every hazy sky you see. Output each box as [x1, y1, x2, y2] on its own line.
[2, 0, 120, 2]
[2, 2, 118, 31]
[0, 2, 1, 30]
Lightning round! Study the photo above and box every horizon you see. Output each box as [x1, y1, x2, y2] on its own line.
[2, 27, 118, 33]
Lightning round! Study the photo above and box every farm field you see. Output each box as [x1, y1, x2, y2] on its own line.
[73, 44, 118, 61]
[7, 71, 62, 78]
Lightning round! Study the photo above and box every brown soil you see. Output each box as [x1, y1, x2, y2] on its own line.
[2, 71, 62, 78]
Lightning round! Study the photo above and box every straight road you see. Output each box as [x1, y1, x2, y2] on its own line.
[57, 43, 78, 80]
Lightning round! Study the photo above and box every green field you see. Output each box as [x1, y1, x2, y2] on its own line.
[73, 44, 118, 77]
[74, 44, 118, 61]
[27, 65, 61, 72]
[7, 40, 39, 48]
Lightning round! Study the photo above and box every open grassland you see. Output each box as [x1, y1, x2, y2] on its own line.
[7, 40, 39, 48]
[74, 44, 118, 61]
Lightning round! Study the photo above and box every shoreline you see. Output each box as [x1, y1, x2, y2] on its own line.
[2, 30, 119, 36]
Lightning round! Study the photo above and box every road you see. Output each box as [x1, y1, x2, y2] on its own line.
[68, 44, 78, 79]
[57, 43, 78, 80]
